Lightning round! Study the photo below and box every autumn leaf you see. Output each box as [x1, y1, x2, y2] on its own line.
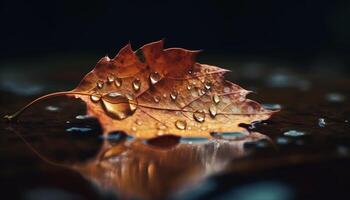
[4, 40, 276, 138]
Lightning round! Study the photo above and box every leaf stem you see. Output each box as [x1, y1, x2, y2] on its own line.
[3, 91, 90, 121]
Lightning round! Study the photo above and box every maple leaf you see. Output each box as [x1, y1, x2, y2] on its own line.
[4, 40, 276, 139]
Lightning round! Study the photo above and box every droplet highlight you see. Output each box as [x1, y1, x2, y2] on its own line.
[149, 72, 161, 85]
[193, 110, 205, 123]
[170, 90, 178, 101]
[209, 105, 217, 118]
[204, 81, 212, 90]
[114, 77, 122, 87]
[132, 78, 141, 91]
[153, 96, 161, 103]
[175, 120, 187, 130]
[101, 92, 137, 120]
[107, 75, 115, 83]
[97, 81, 104, 89]
[90, 93, 101, 102]
[213, 94, 220, 104]
[318, 118, 326, 128]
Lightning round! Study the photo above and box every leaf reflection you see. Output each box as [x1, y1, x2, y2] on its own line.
[71, 133, 267, 200]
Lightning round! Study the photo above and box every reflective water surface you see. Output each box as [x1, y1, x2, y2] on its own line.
[1, 57, 350, 200]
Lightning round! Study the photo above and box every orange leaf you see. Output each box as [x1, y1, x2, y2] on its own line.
[5, 40, 276, 139]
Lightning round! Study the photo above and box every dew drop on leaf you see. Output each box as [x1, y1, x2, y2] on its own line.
[213, 94, 220, 104]
[193, 110, 205, 123]
[198, 88, 206, 96]
[209, 104, 217, 118]
[107, 75, 115, 83]
[175, 120, 187, 130]
[114, 77, 122, 87]
[170, 90, 178, 101]
[132, 78, 141, 91]
[153, 96, 161, 103]
[90, 93, 101, 102]
[157, 123, 167, 130]
[97, 81, 104, 89]
[187, 84, 192, 90]
[149, 72, 161, 85]
[101, 92, 137, 120]
[204, 81, 212, 90]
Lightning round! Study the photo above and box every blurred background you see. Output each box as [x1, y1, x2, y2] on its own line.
[0, 0, 349, 66]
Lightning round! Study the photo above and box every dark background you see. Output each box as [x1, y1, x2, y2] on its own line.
[1, 0, 349, 64]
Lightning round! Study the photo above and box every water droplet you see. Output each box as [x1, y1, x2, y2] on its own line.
[213, 94, 220, 104]
[170, 90, 178, 101]
[187, 84, 192, 90]
[114, 77, 122, 87]
[101, 92, 137, 120]
[157, 123, 167, 130]
[188, 70, 193, 74]
[198, 88, 206, 96]
[135, 119, 142, 125]
[149, 72, 161, 85]
[97, 81, 104, 89]
[205, 69, 210, 73]
[193, 110, 205, 123]
[283, 130, 305, 137]
[209, 105, 217, 118]
[132, 126, 137, 131]
[90, 93, 101, 102]
[175, 120, 187, 130]
[132, 78, 141, 91]
[318, 118, 326, 128]
[153, 96, 161, 103]
[204, 81, 211, 90]
[107, 75, 115, 83]
[45, 106, 59, 112]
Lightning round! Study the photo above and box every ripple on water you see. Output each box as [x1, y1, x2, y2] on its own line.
[75, 115, 93, 120]
[66, 127, 92, 133]
[325, 93, 345, 103]
[283, 130, 305, 137]
[211, 132, 246, 140]
[276, 137, 290, 145]
[262, 104, 282, 110]
[45, 106, 59, 111]
[180, 137, 209, 144]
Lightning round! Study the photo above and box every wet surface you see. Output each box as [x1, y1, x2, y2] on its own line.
[1, 56, 350, 200]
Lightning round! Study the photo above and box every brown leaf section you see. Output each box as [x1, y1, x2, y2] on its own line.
[69, 40, 274, 138]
